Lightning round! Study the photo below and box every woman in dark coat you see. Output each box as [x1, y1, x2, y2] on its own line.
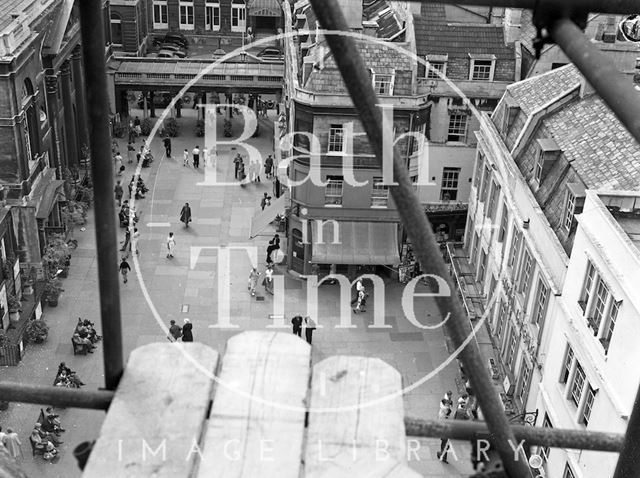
[180, 203, 192, 228]
[181, 318, 193, 342]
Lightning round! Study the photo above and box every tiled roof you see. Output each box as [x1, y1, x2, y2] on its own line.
[363, 0, 403, 40]
[412, 2, 514, 59]
[506, 64, 581, 114]
[304, 40, 412, 93]
[0, 0, 38, 32]
[544, 95, 640, 190]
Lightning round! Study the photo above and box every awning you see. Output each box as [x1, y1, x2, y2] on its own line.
[36, 180, 65, 220]
[310, 221, 400, 265]
[247, 0, 282, 17]
[250, 190, 289, 238]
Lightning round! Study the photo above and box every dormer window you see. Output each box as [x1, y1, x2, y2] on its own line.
[564, 182, 586, 232]
[372, 69, 395, 95]
[534, 138, 561, 185]
[425, 54, 448, 79]
[469, 54, 496, 81]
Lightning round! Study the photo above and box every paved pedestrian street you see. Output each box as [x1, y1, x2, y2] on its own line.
[0, 108, 472, 477]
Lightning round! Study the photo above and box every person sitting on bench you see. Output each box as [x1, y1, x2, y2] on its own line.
[72, 333, 95, 353]
[43, 408, 65, 434]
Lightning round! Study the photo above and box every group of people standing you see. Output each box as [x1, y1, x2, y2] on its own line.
[233, 153, 274, 183]
[167, 318, 194, 342]
[436, 387, 479, 464]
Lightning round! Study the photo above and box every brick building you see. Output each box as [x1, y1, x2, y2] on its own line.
[109, 0, 284, 55]
[451, 64, 640, 476]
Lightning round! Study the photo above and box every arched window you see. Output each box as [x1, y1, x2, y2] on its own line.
[111, 12, 123, 46]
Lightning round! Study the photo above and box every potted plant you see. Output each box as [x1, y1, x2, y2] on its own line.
[164, 117, 179, 137]
[25, 319, 49, 344]
[7, 293, 21, 323]
[44, 277, 64, 307]
[43, 234, 71, 278]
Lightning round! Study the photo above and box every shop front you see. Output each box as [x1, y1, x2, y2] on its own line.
[288, 219, 401, 278]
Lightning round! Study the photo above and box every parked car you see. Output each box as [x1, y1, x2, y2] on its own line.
[158, 43, 187, 58]
[257, 47, 282, 60]
[153, 33, 188, 49]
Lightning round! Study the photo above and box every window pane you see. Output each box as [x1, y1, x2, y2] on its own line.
[564, 191, 576, 230]
[591, 279, 610, 332]
[328, 125, 344, 152]
[570, 362, 585, 407]
[440, 167, 460, 201]
[324, 176, 343, 205]
[582, 386, 596, 425]
[533, 279, 549, 326]
[447, 114, 467, 142]
[561, 345, 573, 384]
[371, 177, 389, 207]
[426, 61, 444, 79]
[579, 261, 596, 311]
[472, 59, 493, 80]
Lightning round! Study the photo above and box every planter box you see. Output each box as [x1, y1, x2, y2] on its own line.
[0, 340, 24, 366]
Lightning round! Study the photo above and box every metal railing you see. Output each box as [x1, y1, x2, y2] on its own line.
[1, 0, 640, 477]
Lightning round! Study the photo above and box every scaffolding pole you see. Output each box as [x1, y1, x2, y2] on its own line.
[0, 383, 113, 411]
[77, 0, 124, 391]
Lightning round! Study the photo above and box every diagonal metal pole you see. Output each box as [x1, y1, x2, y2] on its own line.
[77, 0, 124, 391]
[308, 1, 532, 475]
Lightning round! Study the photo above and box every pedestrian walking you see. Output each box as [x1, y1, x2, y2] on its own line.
[120, 228, 131, 253]
[183, 149, 189, 166]
[353, 289, 365, 313]
[119, 257, 131, 283]
[180, 203, 192, 228]
[260, 193, 269, 211]
[248, 267, 260, 296]
[264, 154, 274, 179]
[291, 315, 303, 337]
[115, 152, 124, 176]
[192, 145, 200, 168]
[133, 116, 142, 136]
[263, 264, 274, 294]
[166, 232, 176, 258]
[233, 153, 243, 179]
[351, 279, 364, 305]
[132, 227, 140, 256]
[182, 318, 193, 342]
[266, 234, 280, 264]
[436, 399, 453, 464]
[303, 316, 316, 345]
[443, 390, 454, 408]
[168, 319, 182, 341]
[163, 137, 172, 158]
[127, 141, 135, 163]
[114, 180, 124, 207]
[238, 161, 246, 182]
[3, 428, 22, 460]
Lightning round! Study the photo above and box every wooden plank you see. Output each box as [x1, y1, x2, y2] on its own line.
[306, 356, 418, 478]
[82, 343, 219, 478]
[196, 332, 311, 478]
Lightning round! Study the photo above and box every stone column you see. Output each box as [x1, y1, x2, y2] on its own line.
[71, 46, 89, 151]
[60, 61, 79, 169]
[44, 72, 62, 175]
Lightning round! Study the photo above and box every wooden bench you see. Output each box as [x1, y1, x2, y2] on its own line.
[72, 339, 91, 355]
[81, 332, 419, 477]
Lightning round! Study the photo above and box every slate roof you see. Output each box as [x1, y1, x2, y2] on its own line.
[412, 2, 514, 59]
[0, 0, 37, 32]
[543, 94, 640, 190]
[363, 0, 404, 40]
[304, 40, 412, 93]
[506, 64, 581, 114]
